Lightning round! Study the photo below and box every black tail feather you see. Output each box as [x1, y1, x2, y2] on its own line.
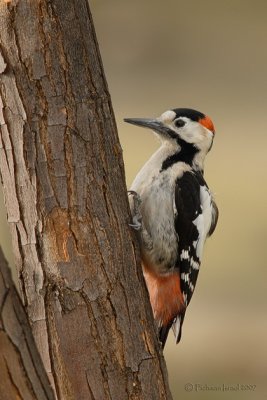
[174, 313, 185, 344]
[159, 312, 186, 348]
[158, 320, 173, 349]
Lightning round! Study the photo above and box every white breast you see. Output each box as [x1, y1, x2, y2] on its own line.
[130, 143, 191, 273]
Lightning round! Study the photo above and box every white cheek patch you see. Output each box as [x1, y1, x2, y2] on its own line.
[158, 110, 176, 124]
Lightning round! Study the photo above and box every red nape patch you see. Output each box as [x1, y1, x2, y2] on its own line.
[199, 115, 215, 134]
[143, 266, 185, 326]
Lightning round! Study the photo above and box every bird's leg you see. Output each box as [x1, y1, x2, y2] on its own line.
[128, 191, 153, 250]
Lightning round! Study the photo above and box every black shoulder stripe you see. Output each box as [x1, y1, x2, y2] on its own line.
[161, 140, 199, 171]
[175, 171, 202, 223]
[193, 170, 209, 187]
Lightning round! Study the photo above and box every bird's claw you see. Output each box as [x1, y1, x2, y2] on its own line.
[128, 190, 141, 202]
[129, 219, 142, 231]
[128, 190, 142, 231]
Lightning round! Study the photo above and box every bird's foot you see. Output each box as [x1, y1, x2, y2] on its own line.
[128, 190, 142, 231]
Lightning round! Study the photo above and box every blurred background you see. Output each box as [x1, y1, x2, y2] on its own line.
[1, 0, 267, 398]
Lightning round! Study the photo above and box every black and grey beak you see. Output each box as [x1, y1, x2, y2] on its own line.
[124, 118, 163, 131]
[124, 117, 172, 137]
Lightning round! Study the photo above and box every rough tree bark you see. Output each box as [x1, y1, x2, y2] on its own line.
[0, 247, 55, 400]
[0, 1, 173, 399]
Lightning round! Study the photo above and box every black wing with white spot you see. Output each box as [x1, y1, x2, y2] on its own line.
[173, 171, 210, 342]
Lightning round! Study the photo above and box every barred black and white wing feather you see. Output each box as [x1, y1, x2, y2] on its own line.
[173, 171, 218, 342]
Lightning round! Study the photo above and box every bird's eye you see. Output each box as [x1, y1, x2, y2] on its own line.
[174, 119, 185, 128]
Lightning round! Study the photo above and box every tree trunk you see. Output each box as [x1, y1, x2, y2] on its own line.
[0, 247, 55, 400]
[0, 1, 172, 399]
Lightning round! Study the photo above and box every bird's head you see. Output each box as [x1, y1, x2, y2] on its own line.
[124, 108, 215, 155]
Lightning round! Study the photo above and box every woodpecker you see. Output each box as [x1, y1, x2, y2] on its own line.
[125, 108, 218, 348]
